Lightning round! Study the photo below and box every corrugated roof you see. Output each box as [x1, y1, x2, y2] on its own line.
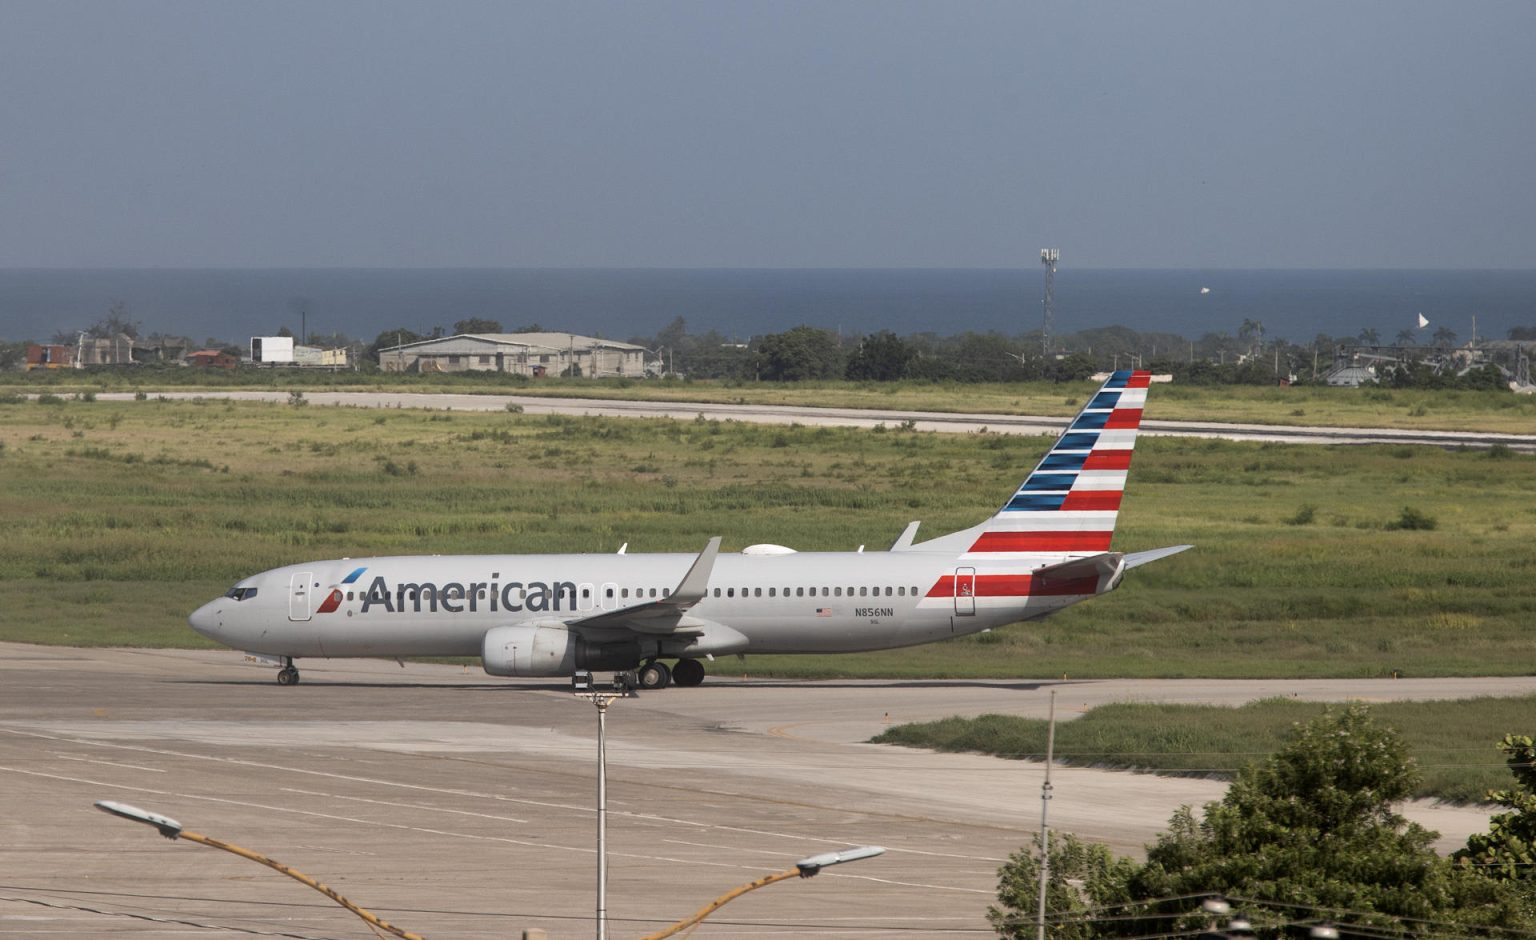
[390, 332, 646, 353]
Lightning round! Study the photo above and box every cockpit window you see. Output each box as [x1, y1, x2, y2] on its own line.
[224, 586, 259, 601]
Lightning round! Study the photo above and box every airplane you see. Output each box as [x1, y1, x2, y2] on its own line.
[188, 369, 1190, 689]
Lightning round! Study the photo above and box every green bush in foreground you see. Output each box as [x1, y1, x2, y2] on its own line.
[990, 707, 1536, 939]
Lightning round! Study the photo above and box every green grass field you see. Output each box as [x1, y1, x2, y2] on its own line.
[1, 390, 1534, 679]
[6, 371, 1536, 434]
[870, 696, 1536, 805]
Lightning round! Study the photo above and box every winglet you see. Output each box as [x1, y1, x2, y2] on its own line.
[889, 521, 921, 551]
[668, 536, 722, 607]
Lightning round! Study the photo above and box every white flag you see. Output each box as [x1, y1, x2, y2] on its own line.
[1417, 313, 1429, 329]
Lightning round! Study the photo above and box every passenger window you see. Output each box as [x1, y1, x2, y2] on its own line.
[885, 587, 893, 596]
[796, 587, 804, 597]
[713, 588, 721, 598]
[728, 588, 735, 598]
[754, 588, 762, 597]
[834, 587, 842, 597]
[898, 587, 906, 596]
[859, 587, 867, 597]
[822, 587, 829, 597]
[768, 588, 776, 597]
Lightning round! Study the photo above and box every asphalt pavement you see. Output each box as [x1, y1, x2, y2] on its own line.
[3, 644, 1529, 939]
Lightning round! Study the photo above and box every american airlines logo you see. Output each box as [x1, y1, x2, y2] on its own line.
[318, 568, 586, 615]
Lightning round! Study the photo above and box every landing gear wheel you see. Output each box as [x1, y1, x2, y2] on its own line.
[636, 660, 672, 690]
[277, 665, 300, 686]
[671, 658, 705, 688]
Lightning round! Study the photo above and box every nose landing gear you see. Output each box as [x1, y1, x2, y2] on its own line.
[276, 658, 300, 686]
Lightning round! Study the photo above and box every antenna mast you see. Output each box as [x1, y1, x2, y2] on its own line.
[1040, 249, 1059, 355]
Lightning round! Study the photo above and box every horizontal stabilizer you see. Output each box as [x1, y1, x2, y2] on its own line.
[1032, 552, 1124, 595]
[1124, 544, 1193, 569]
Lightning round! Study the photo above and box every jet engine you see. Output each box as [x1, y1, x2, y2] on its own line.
[480, 624, 640, 677]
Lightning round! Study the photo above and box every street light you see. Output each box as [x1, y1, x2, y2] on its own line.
[576, 679, 637, 940]
[93, 800, 428, 940]
[634, 845, 886, 940]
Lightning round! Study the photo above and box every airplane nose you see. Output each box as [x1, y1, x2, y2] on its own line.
[188, 600, 224, 642]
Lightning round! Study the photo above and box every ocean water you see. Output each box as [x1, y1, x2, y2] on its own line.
[1, 268, 1532, 347]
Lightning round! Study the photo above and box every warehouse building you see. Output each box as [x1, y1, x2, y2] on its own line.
[380, 332, 649, 378]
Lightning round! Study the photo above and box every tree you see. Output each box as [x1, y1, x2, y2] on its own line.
[993, 706, 1534, 939]
[1396, 329, 1416, 346]
[753, 326, 844, 381]
[1432, 325, 1458, 347]
[1132, 706, 1534, 931]
[845, 331, 916, 381]
[453, 317, 503, 335]
[1238, 318, 1266, 358]
[1457, 735, 1536, 883]
[1358, 327, 1380, 345]
[990, 833, 1137, 940]
[367, 327, 426, 365]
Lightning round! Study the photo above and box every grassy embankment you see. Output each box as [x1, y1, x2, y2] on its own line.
[0, 390, 1532, 678]
[5, 369, 1536, 434]
[871, 696, 1536, 805]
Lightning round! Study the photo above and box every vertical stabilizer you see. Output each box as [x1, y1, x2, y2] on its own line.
[910, 370, 1152, 557]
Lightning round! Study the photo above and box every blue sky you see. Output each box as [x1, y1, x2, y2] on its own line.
[2, 1, 1532, 268]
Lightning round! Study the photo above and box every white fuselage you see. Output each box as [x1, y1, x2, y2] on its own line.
[188, 548, 1091, 661]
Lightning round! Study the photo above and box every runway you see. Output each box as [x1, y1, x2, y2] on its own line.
[2, 644, 1527, 939]
[92, 389, 1536, 451]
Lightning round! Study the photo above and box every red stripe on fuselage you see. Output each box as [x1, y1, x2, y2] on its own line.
[968, 531, 1114, 553]
[925, 573, 1100, 599]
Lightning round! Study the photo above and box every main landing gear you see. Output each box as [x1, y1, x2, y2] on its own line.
[635, 658, 706, 690]
[276, 657, 300, 686]
[637, 660, 671, 690]
[671, 658, 705, 688]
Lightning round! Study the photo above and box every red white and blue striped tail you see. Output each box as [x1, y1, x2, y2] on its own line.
[970, 369, 1149, 556]
[910, 370, 1152, 559]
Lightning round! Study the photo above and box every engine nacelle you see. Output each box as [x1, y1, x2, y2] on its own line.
[481, 623, 641, 677]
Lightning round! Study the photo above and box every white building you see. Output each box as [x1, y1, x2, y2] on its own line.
[380, 332, 648, 378]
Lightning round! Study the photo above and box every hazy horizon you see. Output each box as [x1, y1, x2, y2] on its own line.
[3, 2, 1532, 270]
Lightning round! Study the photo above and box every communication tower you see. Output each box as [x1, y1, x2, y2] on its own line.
[1040, 249, 1060, 355]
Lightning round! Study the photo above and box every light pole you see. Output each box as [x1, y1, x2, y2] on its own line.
[576, 681, 636, 940]
[94, 800, 428, 940]
[635, 846, 886, 940]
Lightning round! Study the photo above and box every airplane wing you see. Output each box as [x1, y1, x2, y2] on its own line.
[889, 521, 921, 551]
[565, 536, 721, 636]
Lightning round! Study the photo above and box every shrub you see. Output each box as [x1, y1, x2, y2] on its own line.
[1386, 506, 1437, 531]
[1285, 504, 1317, 526]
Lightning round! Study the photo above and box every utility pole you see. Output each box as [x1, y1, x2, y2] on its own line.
[1040, 249, 1059, 356]
[1036, 689, 1057, 940]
